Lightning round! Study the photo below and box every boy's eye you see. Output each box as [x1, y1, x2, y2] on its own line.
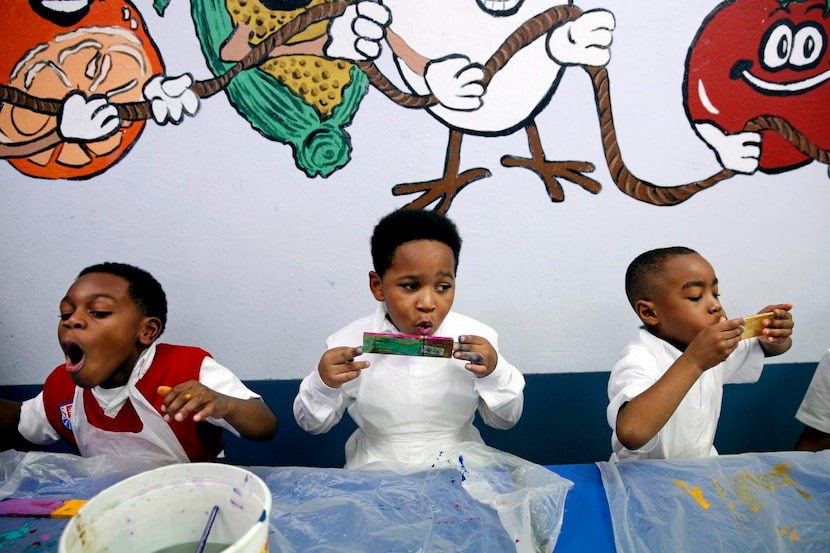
[437, 283, 453, 292]
[89, 311, 111, 319]
[688, 295, 702, 302]
[401, 283, 419, 291]
[59, 313, 72, 321]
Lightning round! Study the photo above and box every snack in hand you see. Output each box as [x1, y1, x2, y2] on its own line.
[363, 332, 454, 358]
[741, 312, 774, 339]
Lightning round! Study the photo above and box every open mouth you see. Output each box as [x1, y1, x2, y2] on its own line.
[63, 342, 85, 373]
[475, 0, 523, 17]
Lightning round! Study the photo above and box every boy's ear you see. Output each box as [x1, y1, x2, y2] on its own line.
[138, 317, 162, 346]
[634, 299, 659, 326]
[368, 271, 384, 302]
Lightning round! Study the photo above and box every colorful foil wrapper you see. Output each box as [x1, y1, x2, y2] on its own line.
[363, 332, 454, 358]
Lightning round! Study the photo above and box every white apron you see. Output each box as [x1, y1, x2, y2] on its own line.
[72, 369, 189, 466]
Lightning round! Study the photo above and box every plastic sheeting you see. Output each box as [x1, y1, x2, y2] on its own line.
[599, 450, 830, 553]
[0, 442, 572, 553]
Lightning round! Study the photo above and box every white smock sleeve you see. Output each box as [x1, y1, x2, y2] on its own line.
[473, 345, 525, 429]
[796, 349, 830, 434]
[18, 391, 61, 444]
[293, 368, 349, 434]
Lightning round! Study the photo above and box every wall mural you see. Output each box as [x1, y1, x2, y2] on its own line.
[1, 0, 828, 213]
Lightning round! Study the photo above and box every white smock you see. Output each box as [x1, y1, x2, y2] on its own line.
[19, 343, 259, 465]
[796, 348, 830, 434]
[607, 328, 764, 461]
[293, 306, 525, 471]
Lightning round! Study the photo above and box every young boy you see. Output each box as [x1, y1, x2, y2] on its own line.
[0, 262, 277, 465]
[293, 209, 525, 471]
[607, 246, 793, 461]
[795, 348, 830, 451]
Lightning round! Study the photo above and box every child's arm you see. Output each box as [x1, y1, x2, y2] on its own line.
[754, 304, 794, 357]
[795, 425, 830, 452]
[0, 399, 21, 433]
[293, 345, 366, 434]
[615, 318, 743, 451]
[159, 384, 277, 441]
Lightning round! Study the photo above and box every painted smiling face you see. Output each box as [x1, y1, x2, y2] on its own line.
[475, 0, 525, 17]
[684, 0, 830, 171]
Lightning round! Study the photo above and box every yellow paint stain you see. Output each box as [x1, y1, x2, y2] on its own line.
[779, 525, 799, 542]
[674, 480, 710, 510]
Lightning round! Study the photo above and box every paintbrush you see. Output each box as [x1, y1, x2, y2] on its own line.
[194, 505, 219, 553]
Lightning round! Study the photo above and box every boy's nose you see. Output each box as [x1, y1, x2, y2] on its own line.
[417, 290, 436, 310]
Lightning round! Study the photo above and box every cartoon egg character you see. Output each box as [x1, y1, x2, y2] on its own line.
[685, 0, 830, 172]
[379, 0, 613, 212]
[386, 0, 571, 134]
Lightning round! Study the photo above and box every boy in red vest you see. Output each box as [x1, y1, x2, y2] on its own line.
[0, 262, 276, 465]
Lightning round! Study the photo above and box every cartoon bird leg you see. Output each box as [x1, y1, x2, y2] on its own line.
[501, 121, 601, 202]
[392, 129, 490, 214]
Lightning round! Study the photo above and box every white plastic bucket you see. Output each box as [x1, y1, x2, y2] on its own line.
[59, 463, 271, 553]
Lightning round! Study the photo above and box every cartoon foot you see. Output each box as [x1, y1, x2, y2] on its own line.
[391, 130, 490, 214]
[501, 121, 601, 202]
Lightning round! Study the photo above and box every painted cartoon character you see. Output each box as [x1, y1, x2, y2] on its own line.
[185, 0, 390, 177]
[371, 0, 614, 212]
[685, 0, 830, 175]
[0, 0, 199, 179]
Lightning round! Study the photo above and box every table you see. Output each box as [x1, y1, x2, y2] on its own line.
[0, 450, 612, 552]
[548, 463, 615, 553]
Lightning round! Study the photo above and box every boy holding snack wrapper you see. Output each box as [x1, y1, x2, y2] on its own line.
[607, 246, 793, 461]
[293, 209, 525, 471]
[0, 262, 276, 465]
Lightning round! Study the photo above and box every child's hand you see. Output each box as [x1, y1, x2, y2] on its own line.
[684, 317, 744, 372]
[755, 303, 794, 344]
[454, 335, 497, 377]
[157, 382, 230, 423]
[318, 346, 369, 389]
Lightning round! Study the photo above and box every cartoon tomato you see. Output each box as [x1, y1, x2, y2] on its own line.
[684, 0, 830, 172]
[0, 0, 164, 179]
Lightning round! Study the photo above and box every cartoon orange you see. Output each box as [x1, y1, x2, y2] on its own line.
[1, 0, 164, 179]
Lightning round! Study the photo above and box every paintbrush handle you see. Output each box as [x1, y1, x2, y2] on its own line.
[194, 505, 219, 553]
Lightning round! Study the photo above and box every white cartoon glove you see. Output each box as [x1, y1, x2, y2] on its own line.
[547, 9, 615, 67]
[425, 55, 486, 111]
[696, 122, 761, 173]
[57, 92, 120, 142]
[143, 73, 199, 125]
[325, 1, 391, 61]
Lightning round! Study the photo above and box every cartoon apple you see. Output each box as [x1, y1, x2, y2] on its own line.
[684, 0, 830, 173]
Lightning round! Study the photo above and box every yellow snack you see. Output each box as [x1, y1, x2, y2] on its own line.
[741, 312, 773, 340]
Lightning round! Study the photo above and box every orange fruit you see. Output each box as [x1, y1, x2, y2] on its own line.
[1, 0, 164, 179]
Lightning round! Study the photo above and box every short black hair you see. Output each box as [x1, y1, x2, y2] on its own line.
[625, 246, 698, 308]
[78, 262, 168, 334]
[371, 209, 462, 277]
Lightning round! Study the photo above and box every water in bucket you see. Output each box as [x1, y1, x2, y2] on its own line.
[59, 463, 271, 553]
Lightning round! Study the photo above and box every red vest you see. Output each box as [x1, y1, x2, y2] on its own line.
[42, 344, 224, 461]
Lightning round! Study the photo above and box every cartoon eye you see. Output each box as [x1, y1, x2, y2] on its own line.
[789, 23, 825, 68]
[761, 21, 794, 70]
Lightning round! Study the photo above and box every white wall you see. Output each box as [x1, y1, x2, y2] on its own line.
[2, 0, 828, 385]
